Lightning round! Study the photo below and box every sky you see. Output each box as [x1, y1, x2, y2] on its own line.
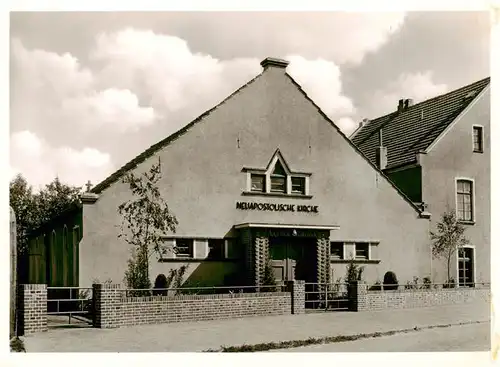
[9, 11, 490, 191]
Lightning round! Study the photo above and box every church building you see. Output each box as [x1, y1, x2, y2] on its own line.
[28, 57, 435, 289]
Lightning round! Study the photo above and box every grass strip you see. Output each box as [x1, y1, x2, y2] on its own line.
[203, 320, 486, 352]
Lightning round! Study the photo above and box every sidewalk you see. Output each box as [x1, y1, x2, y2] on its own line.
[23, 301, 490, 352]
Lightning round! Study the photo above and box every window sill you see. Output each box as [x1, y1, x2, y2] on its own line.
[242, 191, 313, 199]
[330, 258, 381, 264]
[458, 220, 475, 226]
[158, 258, 239, 263]
[473, 150, 484, 154]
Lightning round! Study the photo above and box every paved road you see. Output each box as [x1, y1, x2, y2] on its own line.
[24, 301, 490, 352]
[273, 322, 490, 352]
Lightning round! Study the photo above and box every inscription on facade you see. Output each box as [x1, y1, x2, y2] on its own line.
[236, 201, 319, 213]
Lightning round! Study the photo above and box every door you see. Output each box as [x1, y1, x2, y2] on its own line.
[269, 237, 309, 282]
[458, 247, 474, 287]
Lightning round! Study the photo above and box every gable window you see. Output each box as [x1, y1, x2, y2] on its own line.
[243, 150, 312, 197]
[270, 160, 287, 193]
[207, 239, 225, 260]
[473, 126, 483, 153]
[251, 174, 266, 192]
[330, 242, 344, 259]
[291, 177, 306, 195]
[175, 239, 194, 258]
[355, 243, 369, 260]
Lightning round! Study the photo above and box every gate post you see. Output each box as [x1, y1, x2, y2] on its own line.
[93, 283, 122, 328]
[287, 280, 305, 314]
[348, 281, 368, 311]
[19, 284, 47, 335]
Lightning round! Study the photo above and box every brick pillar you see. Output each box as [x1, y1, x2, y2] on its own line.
[316, 232, 330, 284]
[288, 280, 305, 314]
[93, 283, 123, 328]
[20, 284, 47, 335]
[348, 281, 368, 311]
[254, 233, 269, 286]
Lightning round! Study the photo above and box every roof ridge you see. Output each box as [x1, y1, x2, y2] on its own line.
[91, 70, 265, 194]
[356, 76, 490, 138]
[393, 76, 490, 113]
[352, 76, 490, 170]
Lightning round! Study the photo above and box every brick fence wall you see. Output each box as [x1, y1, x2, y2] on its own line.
[19, 284, 47, 335]
[93, 281, 304, 329]
[351, 282, 490, 311]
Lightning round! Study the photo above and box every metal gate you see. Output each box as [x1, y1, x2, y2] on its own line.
[47, 287, 93, 328]
[304, 282, 350, 312]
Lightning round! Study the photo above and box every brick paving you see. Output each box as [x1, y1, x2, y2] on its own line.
[23, 301, 490, 352]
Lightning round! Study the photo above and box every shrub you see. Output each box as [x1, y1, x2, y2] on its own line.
[404, 276, 420, 290]
[383, 271, 398, 290]
[166, 265, 189, 295]
[444, 277, 456, 289]
[369, 281, 382, 291]
[153, 273, 168, 296]
[262, 259, 278, 292]
[423, 276, 432, 289]
[346, 258, 365, 283]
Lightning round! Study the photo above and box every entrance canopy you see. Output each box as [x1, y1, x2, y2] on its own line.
[234, 222, 339, 286]
[234, 223, 340, 231]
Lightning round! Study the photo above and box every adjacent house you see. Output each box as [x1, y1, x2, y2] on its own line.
[27, 57, 438, 289]
[351, 77, 490, 285]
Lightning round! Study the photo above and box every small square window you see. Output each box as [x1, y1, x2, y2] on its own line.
[207, 239, 225, 259]
[473, 126, 483, 153]
[175, 239, 194, 258]
[355, 243, 369, 259]
[330, 242, 344, 259]
[291, 177, 306, 195]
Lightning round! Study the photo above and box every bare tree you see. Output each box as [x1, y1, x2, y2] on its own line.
[430, 210, 470, 285]
[118, 157, 178, 289]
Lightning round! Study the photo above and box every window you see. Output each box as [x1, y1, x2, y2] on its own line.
[458, 247, 474, 287]
[330, 242, 344, 259]
[270, 161, 287, 193]
[207, 239, 225, 259]
[355, 243, 369, 260]
[175, 239, 194, 258]
[456, 180, 473, 222]
[251, 174, 266, 192]
[473, 126, 483, 153]
[291, 177, 306, 195]
[244, 151, 311, 196]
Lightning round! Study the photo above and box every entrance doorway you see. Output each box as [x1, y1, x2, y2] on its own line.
[269, 237, 315, 282]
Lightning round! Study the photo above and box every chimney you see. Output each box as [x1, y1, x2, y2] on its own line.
[375, 129, 388, 170]
[398, 99, 405, 113]
[260, 57, 290, 70]
[397, 98, 413, 113]
[359, 118, 370, 128]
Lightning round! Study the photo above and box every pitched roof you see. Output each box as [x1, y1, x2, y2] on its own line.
[91, 72, 263, 194]
[89, 63, 424, 215]
[351, 77, 490, 170]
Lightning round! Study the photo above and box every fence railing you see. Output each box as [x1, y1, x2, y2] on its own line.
[304, 282, 350, 311]
[367, 282, 491, 292]
[46, 287, 93, 326]
[122, 283, 288, 298]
